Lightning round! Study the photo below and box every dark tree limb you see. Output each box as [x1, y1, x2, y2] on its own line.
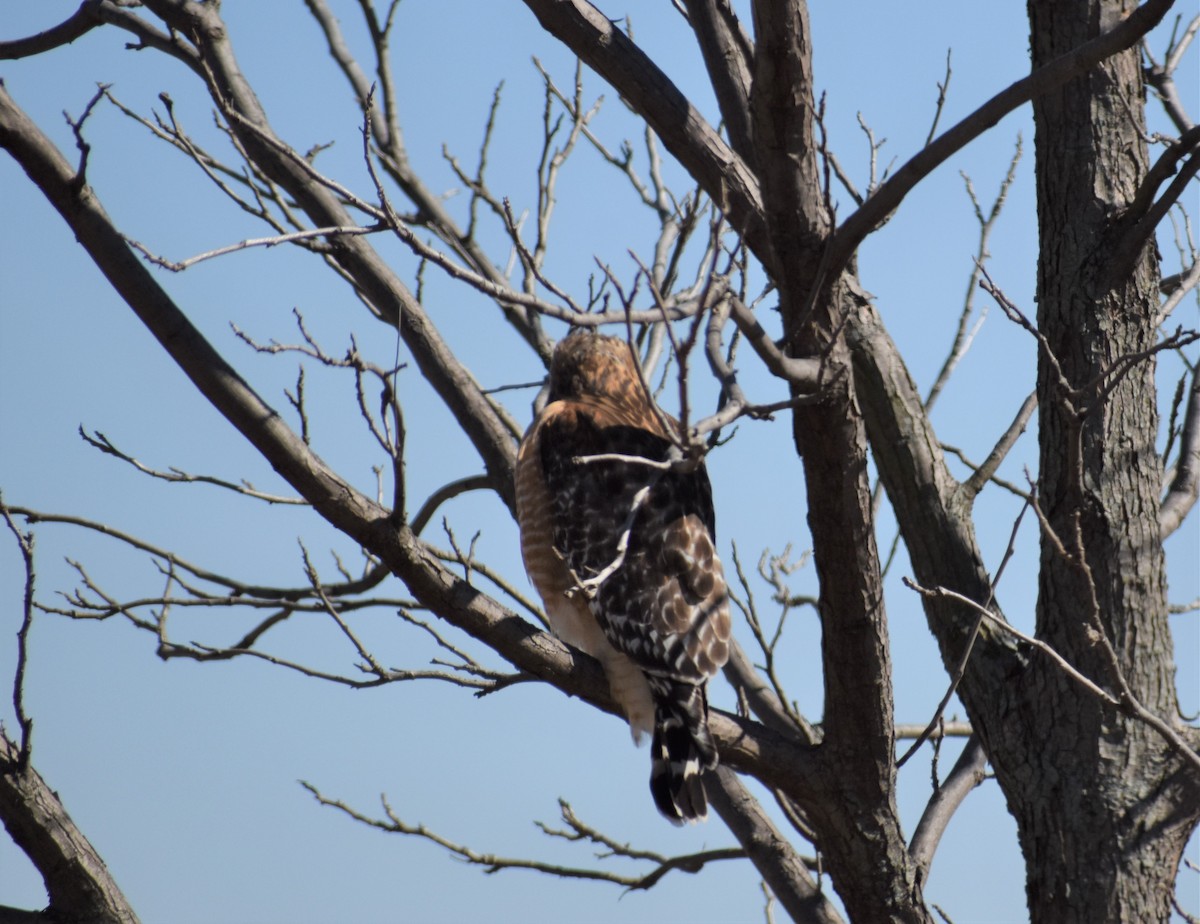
[0, 733, 140, 924]
[0, 1, 201, 72]
[1108, 126, 1200, 282]
[845, 298, 1026, 748]
[747, 4, 929, 922]
[680, 0, 756, 171]
[707, 767, 842, 924]
[0, 0, 106, 58]
[0, 501, 35, 769]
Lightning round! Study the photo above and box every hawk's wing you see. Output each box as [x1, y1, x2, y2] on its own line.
[537, 402, 729, 685]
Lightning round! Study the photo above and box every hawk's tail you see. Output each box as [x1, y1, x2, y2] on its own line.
[647, 678, 718, 825]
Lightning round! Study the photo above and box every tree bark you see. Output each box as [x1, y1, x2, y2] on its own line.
[1012, 0, 1200, 920]
[0, 734, 140, 924]
[748, 4, 929, 922]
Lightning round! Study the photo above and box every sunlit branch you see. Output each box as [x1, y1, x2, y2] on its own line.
[958, 392, 1038, 502]
[1156, 256, 1200, 326]
[908, 736, 989, 881]
[127, 222, 385, 272]
[1161, 364, 1200, 537]
[895, 723, 972, 740]
[1143, 15, 1199, 135]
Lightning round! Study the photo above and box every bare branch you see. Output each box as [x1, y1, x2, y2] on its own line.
[1144, 15, 1199, 135]
[521, 0, 768, 266]
[707, 767, 842, 924]
[1, 498, 35, 768]
[127, 222, 386, 272]
[958, 391, 1037, 502]
[908, 736, 989, 884]
[300, 542, 389, 678]
[727, 544, 807, 730]
[1160, 360, 1200, 538]
[0, 733, 141, 924]
[0, 1, 198, 71]
[895, 722, 972, 740]
[411, 475, 495, 536]
[926, 137, 1023, 414]
[726, 294, 823, 388]
[303, 0, 552, 359]
[810, 0, 1176, 310]
[8, 505, 393, 604]
[0, 1, 106, 58]
[1157, 255, 1200, 326]
[302, 784, 743, 891]
[924, 50, 953, 148]
[904, 578, 1200, 775]
[0, 57, 812, 789]
[79, 428, 308, 505]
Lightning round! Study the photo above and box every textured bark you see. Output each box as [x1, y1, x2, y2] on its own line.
[707, 768, 842, 924]
[1009, 1, 1200, 920]
[748, 5, 928, 922]
[0, 734, 140, 924]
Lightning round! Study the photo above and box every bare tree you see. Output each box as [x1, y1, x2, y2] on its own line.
[1, 2, 1197, 922]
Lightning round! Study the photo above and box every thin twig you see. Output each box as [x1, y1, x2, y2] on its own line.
[79, 428, 307, 504]
[897, 496, 1031, 768]
[302, 785, 743, 890]
[1, 498, 36, 768]
[904, 578, 1200, 775]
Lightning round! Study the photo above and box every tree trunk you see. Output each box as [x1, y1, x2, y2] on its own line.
[1009, 0, 1200, 920]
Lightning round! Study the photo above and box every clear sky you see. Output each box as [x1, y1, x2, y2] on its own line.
[1, 3, 1197, 922]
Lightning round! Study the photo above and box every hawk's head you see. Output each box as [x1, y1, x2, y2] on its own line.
[547, 330, 641, 404]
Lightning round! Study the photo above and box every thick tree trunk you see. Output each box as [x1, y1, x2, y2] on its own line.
[749, 3, 930, 921]
[1011, 0, 1200, 920]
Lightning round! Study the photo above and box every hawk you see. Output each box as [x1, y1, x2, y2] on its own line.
[515, 329, 731, 823]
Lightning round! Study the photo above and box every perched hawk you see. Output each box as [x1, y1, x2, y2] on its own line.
[515, 330, 731, 823]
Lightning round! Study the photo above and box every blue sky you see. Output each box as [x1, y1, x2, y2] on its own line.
[1, 2, 1197, 922]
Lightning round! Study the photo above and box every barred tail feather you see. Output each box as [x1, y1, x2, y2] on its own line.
[647, 679, 717, 825]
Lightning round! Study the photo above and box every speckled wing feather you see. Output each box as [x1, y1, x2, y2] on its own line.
[514, 330, 731, 824]
[537, 402, 730, 822]
[537, 406, 727, 681]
